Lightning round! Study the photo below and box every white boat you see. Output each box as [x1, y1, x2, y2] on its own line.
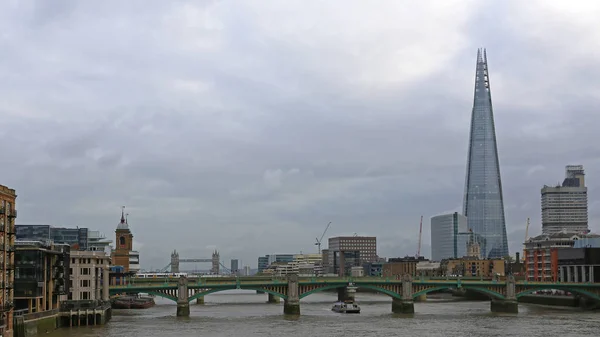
[331, 301, 361, 314]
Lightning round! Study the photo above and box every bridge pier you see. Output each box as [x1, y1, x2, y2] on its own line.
[490, 275, 518, 314]
[193, 290, 205, 304]
[337, 284, 357, 302]
[283, 274, 300, 315]
[392, 274, 414, 314]
[176, 276, 190, 317]
[267, 293, 280, 304]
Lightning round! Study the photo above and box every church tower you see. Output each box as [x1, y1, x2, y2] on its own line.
[111, 206, 134, 271]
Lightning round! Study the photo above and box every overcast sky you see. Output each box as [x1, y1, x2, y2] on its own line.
[2, 0, 600, 270]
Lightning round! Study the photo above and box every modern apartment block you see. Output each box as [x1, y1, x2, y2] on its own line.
[327, 236, 377, 276]
[69, 251, 110, 300]
[462, 48, 509, 259]
[0, 184, 16, 337]
[541, 165, 588, 234]
[14, 241, 70, 312]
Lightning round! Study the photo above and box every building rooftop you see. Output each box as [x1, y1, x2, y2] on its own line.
[527, 231, 600, 242]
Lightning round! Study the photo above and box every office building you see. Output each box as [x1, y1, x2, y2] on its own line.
[0, 184, 16, 337]
[243, 266, 251, 276]
[557, 247, 600, 283]
[257, 254, 294, 273]
[230, 259, 239, 275]
[14, 241, 70, 312]
[462, 48, 509, 259]
[111, 207, 140, 273]
[442, 258, 505, 277]
[328, 236, 377, 276]
[524, 231, 600, 281]
[69, 251, 110, 300]
[15, 225, 111, 252]
[541, 165, 588, 234]
[431, 213, 468, 261]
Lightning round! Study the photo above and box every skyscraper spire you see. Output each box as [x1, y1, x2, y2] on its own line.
[463, 48, 509, 259]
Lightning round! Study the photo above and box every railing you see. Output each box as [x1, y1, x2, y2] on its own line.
[21, 308, 59, 321]
[60, 299, 111, 311]
[12, 309, 28, 317]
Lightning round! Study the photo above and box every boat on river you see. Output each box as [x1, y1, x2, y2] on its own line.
[331, 301, 360, 314]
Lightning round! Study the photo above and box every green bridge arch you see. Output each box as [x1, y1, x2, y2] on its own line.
[298, 283, 404, 299]
[411, 285, 505, 300]
[516, 287, 600, 302]
[188, 286, 288, 302]
[147, 291, 178, 302]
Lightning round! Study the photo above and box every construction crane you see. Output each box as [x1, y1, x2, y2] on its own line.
[315, 222, 332, 254]
[522, 217, 530, 262]
[416, 215, 423, 258]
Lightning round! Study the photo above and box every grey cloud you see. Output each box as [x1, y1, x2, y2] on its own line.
[2, 0, 600, 269]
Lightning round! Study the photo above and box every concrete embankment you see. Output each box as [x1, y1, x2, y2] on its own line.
[13, 301, 112, 337]
[451, 289, 599, 310]
[518, 295, 600, 310]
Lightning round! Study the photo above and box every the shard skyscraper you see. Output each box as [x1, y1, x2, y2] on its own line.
[462, 48, 509, 259]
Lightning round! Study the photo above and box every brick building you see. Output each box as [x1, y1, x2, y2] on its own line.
[0, 184, 16, 337]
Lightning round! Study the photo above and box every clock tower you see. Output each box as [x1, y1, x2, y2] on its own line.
[111, 206, 134, 271]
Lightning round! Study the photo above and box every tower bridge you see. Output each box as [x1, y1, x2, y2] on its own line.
[109, 275, 600, 317]
[160, 250, 227, 274]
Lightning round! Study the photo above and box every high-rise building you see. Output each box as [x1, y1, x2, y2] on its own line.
[230, 259, 239, 274]
[541, 165, 588, 234]
[462, 48, 509, 259]
[0, 184, 16, 337]
[431, 213, 468, 261]
[327, 236, 377, 275]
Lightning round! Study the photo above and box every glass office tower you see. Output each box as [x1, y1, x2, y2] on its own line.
[462, 48, 509, 259]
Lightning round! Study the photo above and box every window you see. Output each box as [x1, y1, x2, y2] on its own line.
[81, 291, 89, 300]
[81, 268, 90, 275]
[80, 279, 90, 287]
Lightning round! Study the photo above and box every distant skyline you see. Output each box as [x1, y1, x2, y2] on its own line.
[2, 1, 600, 269]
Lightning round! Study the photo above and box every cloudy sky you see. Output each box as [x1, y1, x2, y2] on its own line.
[2, 0, 600, 269]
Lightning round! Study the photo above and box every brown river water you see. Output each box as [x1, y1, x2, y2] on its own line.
[46, 291, 600, 337]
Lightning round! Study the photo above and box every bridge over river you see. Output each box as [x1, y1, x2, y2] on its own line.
[109, 275, 600, 316]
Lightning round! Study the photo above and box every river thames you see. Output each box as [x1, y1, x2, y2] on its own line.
[47, 291, 600, 337]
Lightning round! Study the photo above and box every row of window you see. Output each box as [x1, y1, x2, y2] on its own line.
[71, 258, 106, 265]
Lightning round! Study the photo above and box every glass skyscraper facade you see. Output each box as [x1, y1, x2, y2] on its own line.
[462, 48, 509, 259]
